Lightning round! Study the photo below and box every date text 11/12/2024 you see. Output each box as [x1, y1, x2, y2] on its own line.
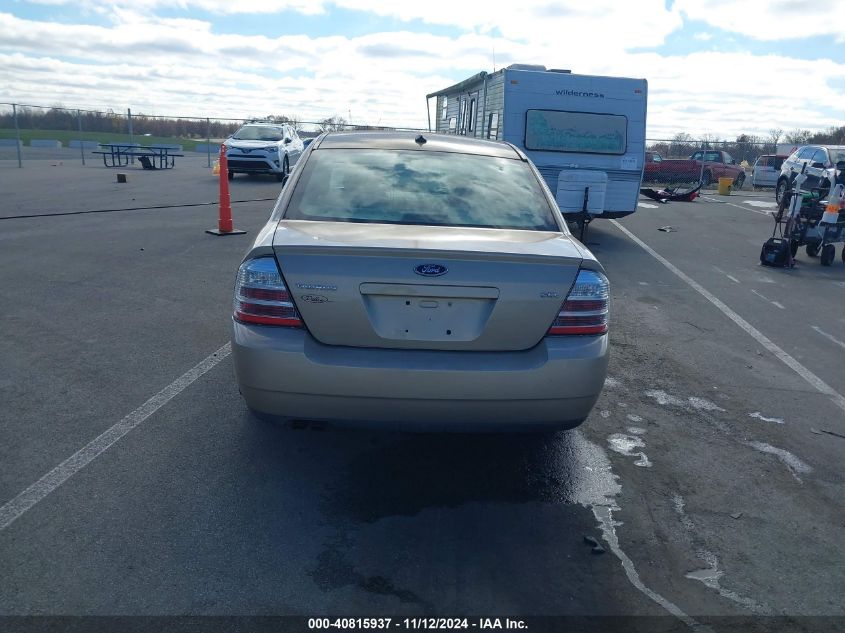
[308, 618, 528, 630]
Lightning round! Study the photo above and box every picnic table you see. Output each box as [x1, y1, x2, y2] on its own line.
[93, 143, 184, 169]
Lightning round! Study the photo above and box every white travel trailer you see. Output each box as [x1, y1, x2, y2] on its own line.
[426, 64, 648, 219]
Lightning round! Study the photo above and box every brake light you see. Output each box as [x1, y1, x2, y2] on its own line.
[233, 257, 303, 327]
[548, 269, 609, 335]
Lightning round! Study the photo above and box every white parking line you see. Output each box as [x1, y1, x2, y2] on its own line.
[611, 220, 845, 416]
[811, 326, 845, 351]
[0, 342, 232, 532]
[742, 200, 778, 209]
[750, 289, 785, 310]
[701, 196, 773, 217]
[712, 266, 741, 284]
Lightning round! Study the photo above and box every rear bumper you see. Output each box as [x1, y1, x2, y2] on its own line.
[751, 174, 777, 187]
[232, 320, 608, 430]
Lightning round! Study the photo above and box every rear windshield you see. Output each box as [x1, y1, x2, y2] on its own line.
[691, 151, 721, 162]
[284, 149, 560, 231]
[757, 156, 784, 169]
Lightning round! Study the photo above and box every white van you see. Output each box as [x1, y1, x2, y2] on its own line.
[752, 155, 785, 188]
[427, 64, 648, 219]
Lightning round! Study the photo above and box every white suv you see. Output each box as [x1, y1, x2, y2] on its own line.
[224, 122, 304, 181]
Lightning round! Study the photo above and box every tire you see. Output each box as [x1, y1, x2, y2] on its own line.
[775, 179, 788, 204]
[790, 240, 799, 257]
[842, 247, 845, 263]
[276, 156, 289, 182]
[806, 243, 820, 257]
[821, 244, 835, 266]
[734, 172, 745, 189]
[227, 169, 234, 181]
[701, 170, 712, 187]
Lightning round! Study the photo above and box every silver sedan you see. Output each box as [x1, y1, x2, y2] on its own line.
[232, 131, 609, 431]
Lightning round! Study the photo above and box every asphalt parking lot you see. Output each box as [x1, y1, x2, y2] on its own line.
[1, 157, 844, 632]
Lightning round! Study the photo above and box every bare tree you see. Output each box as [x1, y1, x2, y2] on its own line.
[319, 116, 348, 132]
[732, 133, 761, 163]
[699, 132, 719, 149]
[807, 125, 845, 145]
[768, 128, 783, 146]
[668, 132, 695, 158]
[263, 114, 302, 131]
[784, 129, 811, 144]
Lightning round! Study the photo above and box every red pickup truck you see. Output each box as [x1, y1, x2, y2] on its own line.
[644, 150, 745, 187]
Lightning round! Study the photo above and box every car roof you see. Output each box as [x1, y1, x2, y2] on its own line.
[797, 144, 845, 151]
[314, 131, 525, 160]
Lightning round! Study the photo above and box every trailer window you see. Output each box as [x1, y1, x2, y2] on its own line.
[441, 97, 448, 121]
[468, 99, 476, 133]
[525, 109, 627, 154]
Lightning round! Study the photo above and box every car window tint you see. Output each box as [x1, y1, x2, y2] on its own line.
[829, 150, 844, 165]
[285, 149, 560, 231]
[773, 157, 785, 170]
[797, 147, 815, 160]
[810, 149, 826, 165]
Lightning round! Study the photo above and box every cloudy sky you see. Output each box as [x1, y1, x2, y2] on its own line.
[1, 0, 844, 139]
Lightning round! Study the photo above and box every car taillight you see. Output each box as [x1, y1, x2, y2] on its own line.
[233, 257, 303, 327]
[548, 269, 609, 335]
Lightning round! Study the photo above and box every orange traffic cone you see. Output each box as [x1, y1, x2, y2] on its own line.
[206, 143, 246, 236]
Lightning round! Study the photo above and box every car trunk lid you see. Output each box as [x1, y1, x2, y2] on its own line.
[272, 220, 585, 351]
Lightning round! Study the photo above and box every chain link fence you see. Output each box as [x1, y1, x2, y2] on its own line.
[0, 102, 420, 169]
[1, 102, 798, 192]
[643, 137, 788, 191]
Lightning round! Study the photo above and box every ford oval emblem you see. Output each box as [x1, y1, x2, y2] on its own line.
[414, 264, 448, 277]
